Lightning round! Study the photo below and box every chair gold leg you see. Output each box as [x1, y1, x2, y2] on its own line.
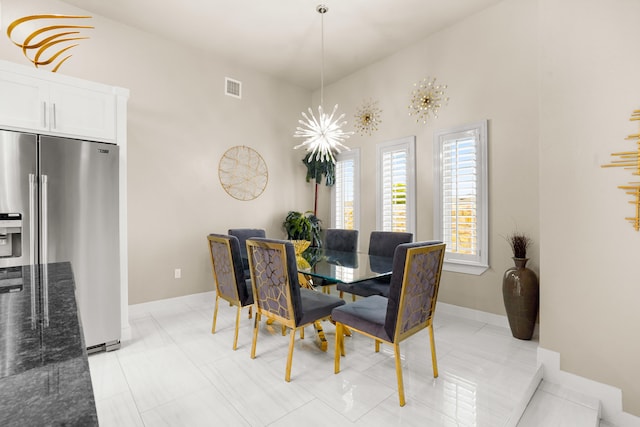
[394, 343, 406, 407]
[313, 321, 328, 352]
[232, 306, 241, 350]
[375, 340, 380, 353]
[342, 325, 352, 337]
[300, 325, 305, 340]
[352, 294, 356, 302]
[281, 324, 286, 336]
[339, 290, 344, 299]
[429, 324, 438, 378]
[211, 295, 219, 334]
[248, 305, 253, 319]
[251, 313, 260, 359]
[334, 323, 342, 373]
[285, 327, 296, 382]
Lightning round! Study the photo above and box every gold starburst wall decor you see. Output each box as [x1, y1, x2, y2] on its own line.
[354, 98, 382, 136]
[6, 14, 94, 72]
[602, 109, 640, 231]
[408, 76, 449, 124]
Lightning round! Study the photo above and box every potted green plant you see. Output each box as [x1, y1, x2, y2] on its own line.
[502, 232, 539, 340]
[282, 210, 322, 247]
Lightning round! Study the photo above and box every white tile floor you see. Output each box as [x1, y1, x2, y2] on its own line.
[88, 291, 543, 427]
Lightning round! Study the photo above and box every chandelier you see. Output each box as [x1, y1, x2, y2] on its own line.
[293, 5, 352, 164]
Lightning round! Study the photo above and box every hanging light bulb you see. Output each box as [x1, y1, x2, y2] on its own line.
[293, 4, 352, 164]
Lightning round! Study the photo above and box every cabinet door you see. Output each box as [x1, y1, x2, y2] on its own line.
[49, 83, 116, 142]
[0, 71, 48, 132]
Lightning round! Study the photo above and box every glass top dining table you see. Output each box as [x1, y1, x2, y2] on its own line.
[298, 247, 393, 284]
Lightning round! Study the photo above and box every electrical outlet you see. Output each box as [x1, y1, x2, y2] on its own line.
[174, 268, 181, 279]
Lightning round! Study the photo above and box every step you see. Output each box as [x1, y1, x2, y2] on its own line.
[517, 380, 600, 427]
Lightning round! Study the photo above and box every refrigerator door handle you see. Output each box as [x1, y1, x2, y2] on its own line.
[41, 174, 49, 327]
[41, 175, 48, 266]
[29, 174, 36, 266]
[29, 173, 37, 329]
[52, 103, 57, 129]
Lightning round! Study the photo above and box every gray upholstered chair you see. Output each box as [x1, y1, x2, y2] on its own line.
[332, 241, 446, 406]
[324, 228, 359, 252]
[337, 231, 413, 300]
[207, 233, 254, 350]
[246, 237, 345, 382]
[228, 228, 266, 274]
[319, 228, 359, 294]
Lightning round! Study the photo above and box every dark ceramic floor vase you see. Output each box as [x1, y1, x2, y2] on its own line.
[502, 257, 539, 340]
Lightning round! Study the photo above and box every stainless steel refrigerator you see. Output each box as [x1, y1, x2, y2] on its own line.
[0, 129, 120, 351]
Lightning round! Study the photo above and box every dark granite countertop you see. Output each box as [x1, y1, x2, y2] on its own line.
[0, 263, 98, 426]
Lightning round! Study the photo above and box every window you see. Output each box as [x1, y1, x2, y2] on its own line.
[434, 121, 488, 275]
[377, 136, 416, 234]
[331, 149, 360, 230]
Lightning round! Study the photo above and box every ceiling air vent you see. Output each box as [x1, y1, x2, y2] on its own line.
[225, 77, 242, 99]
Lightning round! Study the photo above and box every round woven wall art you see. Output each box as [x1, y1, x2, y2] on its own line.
[218, 145, 268, 201]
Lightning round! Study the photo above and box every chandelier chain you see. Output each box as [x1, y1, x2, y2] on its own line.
[319, 7, 325, 107]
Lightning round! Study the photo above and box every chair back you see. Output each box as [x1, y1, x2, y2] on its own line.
[207, 234, 251, 305]
[228, 228, 266, 261]
[324, 229, 359, 252]
[384, 241, 445, 342]
[368, 231, 413, 258]
[246, 237, 302, 327]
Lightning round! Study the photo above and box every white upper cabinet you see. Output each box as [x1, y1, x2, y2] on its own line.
[0, 71, 49, 132]
[48, 82, 116, 141]
[0, 61, 124, 143]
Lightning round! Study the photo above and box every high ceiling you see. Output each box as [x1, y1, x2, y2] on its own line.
[60, 0, 502, 90]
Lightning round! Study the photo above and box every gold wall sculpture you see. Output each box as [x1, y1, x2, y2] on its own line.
[602, 109, 640, 231]
[6, 14, 93, 72]
[408, 76, 449, 125]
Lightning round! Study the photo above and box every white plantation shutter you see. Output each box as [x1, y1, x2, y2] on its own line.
[442, 135, 477, 256]
[434, 121, 488, 275]
[381, 149, 407, 231]
[332, 150, 359, 230]
[377, 137, 415, 234]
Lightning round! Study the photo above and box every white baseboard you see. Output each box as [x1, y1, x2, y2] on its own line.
[121, 324, 132, 342]
[538, 347, 640, 427]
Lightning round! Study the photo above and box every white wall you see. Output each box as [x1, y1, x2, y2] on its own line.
[318, 0, 540, 317]
[539, 0, 640, 417]
[0, 0, 313, 304]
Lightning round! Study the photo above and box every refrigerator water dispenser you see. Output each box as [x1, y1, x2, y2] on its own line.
[0, 213, 22, 258]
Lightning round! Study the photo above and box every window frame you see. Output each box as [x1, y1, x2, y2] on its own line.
[376, 136, 416, 235]
[433, 120, 489, 275]
[331, 148, 360, 231]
